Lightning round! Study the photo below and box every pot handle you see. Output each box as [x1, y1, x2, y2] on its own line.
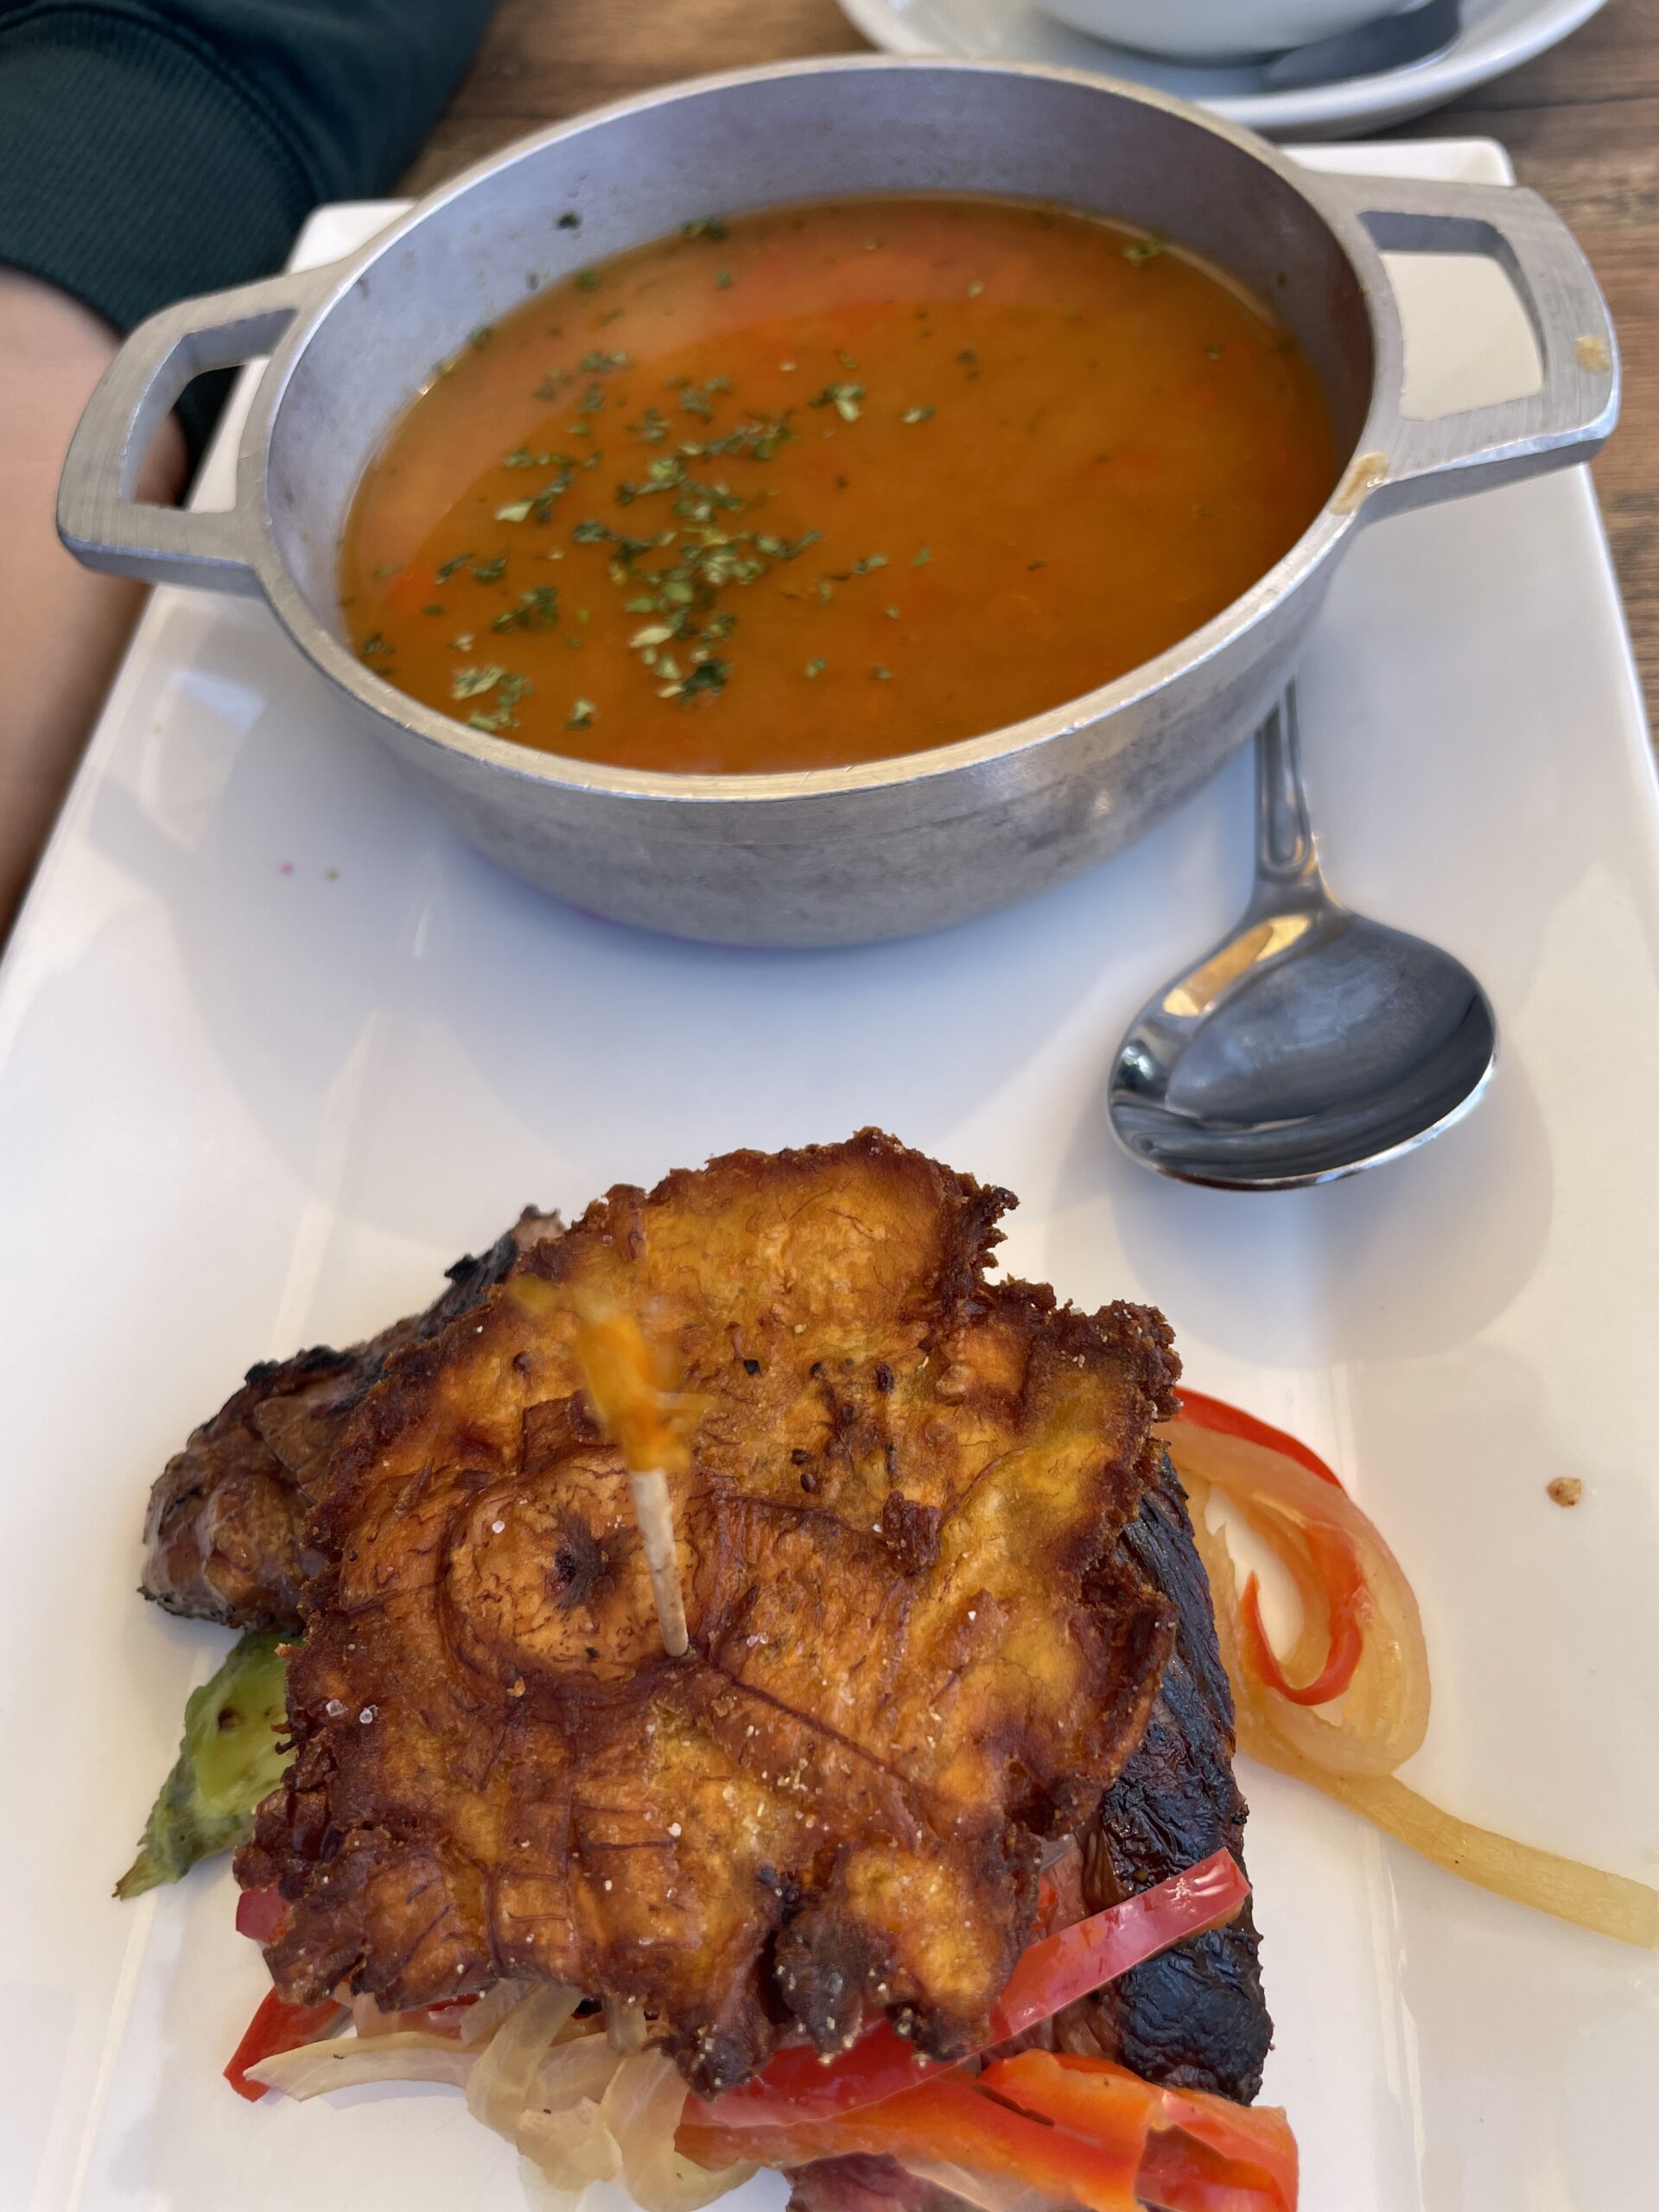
[57, 264, 333, 595]
[1316, 173, 1618, 521]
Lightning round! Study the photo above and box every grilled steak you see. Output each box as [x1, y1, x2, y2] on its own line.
[139, 1209, 560, 1630]
[1067, 1456, 1272, 2101]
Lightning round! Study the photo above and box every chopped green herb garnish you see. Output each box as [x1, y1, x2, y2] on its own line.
[557, 210, 582, 230]
[884, 606, 900, 620]
[452, 664, 505, 700]
[871, 664, 893, 680]
[472, 555, 507, 584]
[901, 405, 935, 425]
[677, 375, 732, 422]
[497, 499, 537, 522]
[967, 280, 984, 298]
[435, 551, 475, 582]
[1207, 344, 1224, 360]
[567, 697, 596, 728]
[912, 545, 932, 565]
[581, 349, 632, 372]
[682, 657, 729, 698]
[715, 270, 734, 289]
[1124, 232, 1167, 265]
[681, 217, 728, 242]
[576, 269, 600, 291]
[468, 324, 493, 349]
[372, 562, 398, 579]
[423, 602, 445, 616]
[359, 632, 390, 658]
[810, 380, 864, 423]
[804, 658, 826, 678]
[493, 585, 559, 632]
[467, 671, 532, 734]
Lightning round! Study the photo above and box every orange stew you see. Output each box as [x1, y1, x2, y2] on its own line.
[341, 195, 1338, 774]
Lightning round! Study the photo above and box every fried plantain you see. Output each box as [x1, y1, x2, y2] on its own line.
[140, 1211, 560, 1630]
[238, 1131, 1181, 2094]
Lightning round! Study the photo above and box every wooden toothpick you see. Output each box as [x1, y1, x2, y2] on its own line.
[572, 1296, 694, 1659]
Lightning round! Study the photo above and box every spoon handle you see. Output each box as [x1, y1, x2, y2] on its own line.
[1253, 686, 1325, 906]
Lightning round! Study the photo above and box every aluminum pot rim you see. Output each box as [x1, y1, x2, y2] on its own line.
[239, 55, 1394, 808]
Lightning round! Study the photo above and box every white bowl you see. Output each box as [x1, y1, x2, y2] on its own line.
[1036, 0, 1415, 62]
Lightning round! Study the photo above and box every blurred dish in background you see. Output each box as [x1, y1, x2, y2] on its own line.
[1035, 0, 1416, 65]
[835, 0, 1609, 138]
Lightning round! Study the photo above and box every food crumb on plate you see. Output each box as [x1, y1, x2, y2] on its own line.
[1547, 1476, 1585, 1508]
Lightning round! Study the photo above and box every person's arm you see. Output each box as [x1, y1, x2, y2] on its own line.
[0, 270, 187, 929]
[0, 0, 498, 938]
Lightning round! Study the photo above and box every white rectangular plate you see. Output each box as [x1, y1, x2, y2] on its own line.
[3, 142, 1655, 2212]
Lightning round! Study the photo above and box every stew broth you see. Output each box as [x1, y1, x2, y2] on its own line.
[342, 195, 1338, 774]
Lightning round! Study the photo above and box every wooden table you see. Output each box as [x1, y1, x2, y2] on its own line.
[409, 0, 1657, 728]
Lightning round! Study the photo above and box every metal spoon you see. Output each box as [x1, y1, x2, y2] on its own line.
[1262, 0, 1462, 91]
[1108, 688, 1497, 1189]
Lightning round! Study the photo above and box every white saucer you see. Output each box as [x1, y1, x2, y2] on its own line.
[836, 0, 1607, 137]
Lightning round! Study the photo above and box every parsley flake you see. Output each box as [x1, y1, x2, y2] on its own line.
[810, 380, 864, 423]
[467, 671, 532, 734]
[452, 664, 505, 700]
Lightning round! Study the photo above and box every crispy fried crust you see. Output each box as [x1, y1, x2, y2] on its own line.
[140, 1213, 560, 1630]
[238, 1131, 1181, 2094]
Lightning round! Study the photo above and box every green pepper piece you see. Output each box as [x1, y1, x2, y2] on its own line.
[116, 1629, 293, 1899]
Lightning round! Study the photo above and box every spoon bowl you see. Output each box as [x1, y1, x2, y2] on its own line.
[1109, 690, 1497, 1189]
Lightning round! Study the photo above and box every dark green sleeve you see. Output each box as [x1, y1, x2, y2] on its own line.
[0, 0, 498, 448]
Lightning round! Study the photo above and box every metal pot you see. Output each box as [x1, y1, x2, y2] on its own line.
[59, 60, 1616, 946]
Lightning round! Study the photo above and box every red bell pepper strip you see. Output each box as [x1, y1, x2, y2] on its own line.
[1171, 1389, 1343, 1491]
[693, 1849, 1248, 2131]
[224, 1989, 346, 2102]
[1238, 1523, 1367, 1707]
[1169, 1393, 1365, 1706]
[234, 1885, 289, 1945]
[983, 2051, 1297, 2212]
[681, 2068, 1147, 2211]
[681, 2049, 1296, 2212]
